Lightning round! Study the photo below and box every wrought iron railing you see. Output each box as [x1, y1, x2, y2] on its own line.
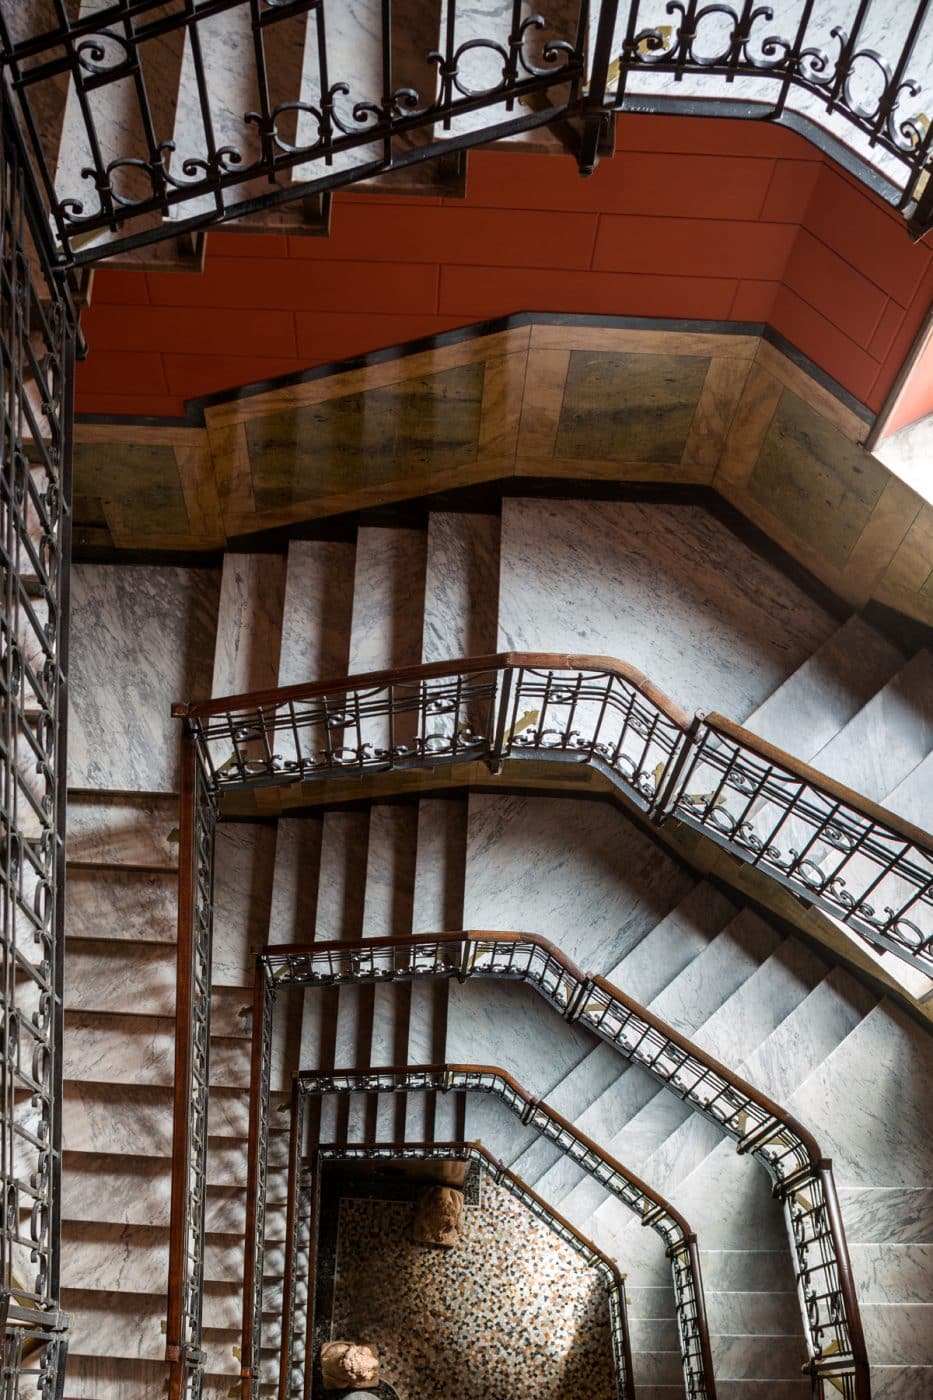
[165, 737, 217, 1400]
[284, 1066, 707, 1400]
[237, 932, 870, 1400]
[1, 0, 931, 268]
[0, 79, 79, 1400]
[174, 653, 933, 975]
[301, 1137, 635, 1400]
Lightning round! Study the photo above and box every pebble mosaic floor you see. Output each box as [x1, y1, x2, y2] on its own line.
[330, 1180, 615, 1400]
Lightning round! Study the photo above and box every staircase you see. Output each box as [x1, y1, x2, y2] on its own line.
[61, 496, 932, 1398]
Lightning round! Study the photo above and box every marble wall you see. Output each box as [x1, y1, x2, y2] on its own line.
[68, 563, 220, 792]
[497, 498, 838, 720]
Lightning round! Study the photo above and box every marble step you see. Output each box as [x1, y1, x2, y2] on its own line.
[210, 552, 286, 698]
[840, 1188, 933, 1245]
[862, 1306, 933, 1365]
[61, 1011, 255, 1089]
[744, 614, 906, 761]
[64, 938, 251, 1034]
[60, 1356, 172, 1400]
[508, 880, 741, 1182]
[276, 538, 355, 689]
[213, 822, 278, 986]
[61, 1152, 250, 1236]
[593, 935, 828, 1187]
[422, 511, 500, 664]
[809, 649, 933, 806]
[348, 525, 427, 675]
[63, 1291, 239, 1375]
[68, 564, 219, 794]
[362, 803, 418, 937]
[60, 1222, 247, 1294]
[881, 748, 933, 828]
[66, 791, 179, 870]
[525, 907, 783, 1198]
[496, 497, 837, 722]
[870, 1365, 933, 1398]
[64, 865, 177, 943]
[266, 816, 324, 945]
[556, 934, 825, 1225]
[461, 791, 696, 974]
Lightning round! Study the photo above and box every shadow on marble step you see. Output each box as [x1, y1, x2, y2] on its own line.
[705, 1290, 802, 1335]
[62, 1152, 173, 1228]
[607, 879, 739, 1008]
[631, 1348, 683, 1386]
[711, 1335, 810, 1380]
[213, 822, 278, 983]
[411, 796, 468, 932]
[67, 791, 179, 868]
[63, 942, 251, 1038]
[62, 1291, 167, 1363]
[361, 802, 418, 937]
[700, 1249, 798, 1295]
[62, 1011, 267, 1088]
[63, 1082, 174, 1157]
[629, 1317, 681, 1355]
[65, 865, 177, 943]
[841, 1189, 933, 1245]
[882, 747, 933, 827]
[211, 552, 286, 700]
[348, 525, 427, 676]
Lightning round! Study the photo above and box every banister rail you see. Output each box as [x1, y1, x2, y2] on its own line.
[173, 653, 933, 975]
[241, 933, 869, 1400]
[300, 1136, 636, 1400]
[168, 652, 909, 1398]
[2, 0, 931, 267]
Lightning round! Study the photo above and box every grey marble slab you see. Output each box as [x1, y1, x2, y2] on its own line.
[863, 1307, 933, 1365]
[266, 816, 322, 945]
[423, 512, 500, 663]
[498, 498, 837, 720]
[61, 1154, 172, 1228]
[65, 1296, 167, 1362]
[61, 1221, 168, 1293]
[463, 793, 694, 973]
[446, 975, 595, 1101]
[361, 803, 417, 936]
[651, 908, 781, 1037]
[744, 615, 906, 760]
[741, 964, 876, 1104]
[852, 1244, 933, 1305]
[869, 1364, 933, 1398]
[412, 797, 468, 932]
[882, 749, 933, 829]
[790, 1000, 933, 1188]
[212, 823, 277, 985]
[313, 810, 369, 940]
[810, 649, 933, 804]
[65, 940, 178, 1019]
[63, 1083, 173, 1158]
[277, 539, 355, 687]
[700, 1248, 798, 1293]
[66, 866, 177, 943]
[349, 526, 427, 672]
[67, 792, 180, 869]
[69, 563, 219, 791]
[211, 552, 286, 697]
[609, 880, 737, 1005]
[840, 1189, 933, 1246]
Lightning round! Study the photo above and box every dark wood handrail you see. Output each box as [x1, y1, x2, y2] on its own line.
[172, 650, 694, 730]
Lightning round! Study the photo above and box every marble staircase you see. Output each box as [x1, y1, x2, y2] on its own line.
[61, 495, 933, 1399]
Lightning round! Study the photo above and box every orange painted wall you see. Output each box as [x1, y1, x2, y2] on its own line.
[76, 114, 933, 421]
[881, 318, 933, 436]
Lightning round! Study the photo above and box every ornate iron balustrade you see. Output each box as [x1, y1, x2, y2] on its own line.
[0, 80, 78, 1400]
[1, 0, 931, 268]
[304, 1138, 635, 1400]
[174, 652, 933, 974]
[240, 932, 869, 1399]
[285, 1065, 707, 1399]
[165, 738, 217, 1400]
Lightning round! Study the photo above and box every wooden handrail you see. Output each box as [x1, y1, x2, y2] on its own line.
[172, 650, 694, 730]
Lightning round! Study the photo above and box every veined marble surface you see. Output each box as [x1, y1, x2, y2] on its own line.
[349, 526, 427, 672]
[277, 539, 354, 687]
[423, 512, 500, 663]
[211, 552, 285, 697]
[498, 498, 837, 720]
[212, 823, 277, 986]
[69, 564, 219, 791]
[463, 793, 694, 972]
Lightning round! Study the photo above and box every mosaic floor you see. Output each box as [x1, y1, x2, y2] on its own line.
[330, 1180, 615, 1400]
